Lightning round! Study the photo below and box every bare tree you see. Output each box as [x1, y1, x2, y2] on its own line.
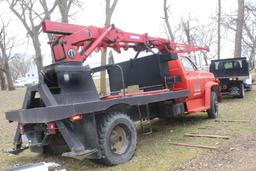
[100, 0, 118, 95]
[56, 0, 81, 23]
[242, 2, 256, 67]
[0, 50, 7, 90]
[8, 0, 57, 75]
[176, 18, 217, 66]
[0, 45, 7, 90]
[9, 54, 32, 80]
[57, 0, 71, 23]
[181, 18, 193, 45]
[234, 0, 245, 58]
[194, 23, 218, 66]
[180, 18, 199, 65]
[162, 0, 175, 41]
[222, 0, 256, 65]
[0, 20, 15, 90]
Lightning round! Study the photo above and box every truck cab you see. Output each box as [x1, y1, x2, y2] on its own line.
[169, 56, 219, 113]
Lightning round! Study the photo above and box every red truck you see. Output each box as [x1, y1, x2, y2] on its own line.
[5, 21, 220, 165]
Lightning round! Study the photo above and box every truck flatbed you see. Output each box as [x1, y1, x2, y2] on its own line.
[6, 86, 188, 123]
[210, 57, 249, 79]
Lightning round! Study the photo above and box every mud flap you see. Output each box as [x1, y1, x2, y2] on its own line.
[62, 149, 98, 160]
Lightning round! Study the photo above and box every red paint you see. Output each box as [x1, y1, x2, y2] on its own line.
[42, 20, 208, 63]
[169, 56, 219, 113]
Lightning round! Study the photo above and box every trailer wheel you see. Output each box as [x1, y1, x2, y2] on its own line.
[207, 91, 218, 119]
[96, 113, 137, 165]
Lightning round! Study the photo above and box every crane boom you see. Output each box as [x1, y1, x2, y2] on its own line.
[42, 20, 209, 63]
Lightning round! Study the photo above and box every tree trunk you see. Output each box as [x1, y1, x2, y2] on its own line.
[234, 0, 244, 58]
[100, 12, 112, 95]
[0, 35, 15, 90]
[217, 0, 221, 59]
[100, 51, 107, 95]
[249, 43, 256, 68]
[100, 0, 118, 95]
[0, 71, 7, 90]
[182, 20, 197, 65]
[57, 0, 69, 23]
[4, 61, 15, 90]
[163, 0, 175, 41]
[32, 33, 43, 76]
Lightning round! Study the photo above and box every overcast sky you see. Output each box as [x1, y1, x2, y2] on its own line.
[0, 0, 238, 68]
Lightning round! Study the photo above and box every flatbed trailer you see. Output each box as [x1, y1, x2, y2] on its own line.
[5, 21, 220, 165]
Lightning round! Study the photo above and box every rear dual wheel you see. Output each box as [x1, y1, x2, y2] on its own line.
[230, 83, 244, 98]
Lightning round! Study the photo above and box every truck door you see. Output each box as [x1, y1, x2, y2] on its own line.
[181, 57, 203, 99]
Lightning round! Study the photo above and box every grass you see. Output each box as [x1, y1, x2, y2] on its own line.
[0, 87, 256, 170]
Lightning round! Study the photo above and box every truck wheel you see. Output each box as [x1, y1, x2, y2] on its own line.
[207, 91, 218, 119]
[237, 83, 245, 98]
[96, 113, 137, 165]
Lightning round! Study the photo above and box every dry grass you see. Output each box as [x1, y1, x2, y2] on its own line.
[0, 87, 256, 171]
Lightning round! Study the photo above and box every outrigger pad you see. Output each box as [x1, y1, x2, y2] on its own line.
[62, 149, 98, 160]
[3, 146, 29, 155]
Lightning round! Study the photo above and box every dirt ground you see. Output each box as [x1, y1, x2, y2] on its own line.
[175, 132, 256, 171]
[0, 87, 256, 171]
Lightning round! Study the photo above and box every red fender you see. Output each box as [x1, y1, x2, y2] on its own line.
[205, 81, 219, 109]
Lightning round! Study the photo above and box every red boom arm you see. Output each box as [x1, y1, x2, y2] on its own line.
[42, 20, 209, 63]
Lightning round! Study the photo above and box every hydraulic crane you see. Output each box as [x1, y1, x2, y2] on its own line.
[42, 20, 208, 63]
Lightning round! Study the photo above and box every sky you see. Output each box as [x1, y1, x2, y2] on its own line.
[0, 0, 238, 69]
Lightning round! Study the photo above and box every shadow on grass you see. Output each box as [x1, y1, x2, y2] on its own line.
[4, 113, 211, 170]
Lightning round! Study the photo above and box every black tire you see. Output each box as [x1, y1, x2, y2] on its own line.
[237, 83, 245, 98]
[207, 91, 218, 119]
[230, 82, 245, 98]
[95, 113, 137, 165]
[43, 133, 69, 155]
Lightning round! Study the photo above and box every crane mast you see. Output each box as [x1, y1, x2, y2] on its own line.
[42, 20, 208, 63]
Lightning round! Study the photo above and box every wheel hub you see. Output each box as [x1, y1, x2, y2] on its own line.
[110, 125, 129, 154]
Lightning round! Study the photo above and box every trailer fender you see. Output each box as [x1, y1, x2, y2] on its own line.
[205, 82, 219, 109]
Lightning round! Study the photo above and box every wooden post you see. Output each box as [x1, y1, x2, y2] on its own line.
[169, 142, 218, 150]
[184, 133, 229, 140]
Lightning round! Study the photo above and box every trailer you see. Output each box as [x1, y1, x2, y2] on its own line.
[5, 21, 220, 165]
[210, 57, 251, 98]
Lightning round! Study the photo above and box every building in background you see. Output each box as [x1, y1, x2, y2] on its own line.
[14, 72, 38, 87]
